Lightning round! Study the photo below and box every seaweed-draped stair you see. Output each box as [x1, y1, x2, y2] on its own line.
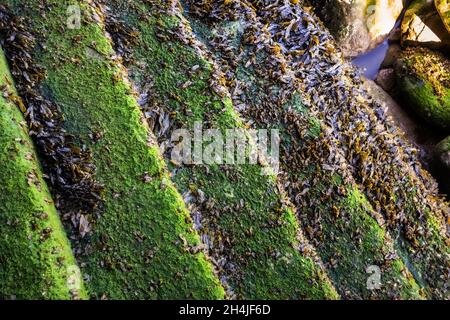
[0, 0, 448, 300]
[91, 0, 338, 299]
[182, 0, 423, 299]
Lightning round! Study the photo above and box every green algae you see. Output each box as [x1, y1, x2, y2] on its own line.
[0, 48, 87, 300]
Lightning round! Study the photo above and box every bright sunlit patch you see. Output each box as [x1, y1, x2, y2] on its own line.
[366, 0, 404, 38]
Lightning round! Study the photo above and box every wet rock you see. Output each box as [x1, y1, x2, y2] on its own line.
[436, 135, 450, 169]
[381, 43, 403, 68]
[375, 68, 397, 92]
[311, 0, 403, 57]
[435, 135, 450, 195]
[388, 26, 402, 42]
[395, 47, 450, 132]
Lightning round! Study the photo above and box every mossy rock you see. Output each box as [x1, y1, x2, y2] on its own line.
[395, 47, 450, 132]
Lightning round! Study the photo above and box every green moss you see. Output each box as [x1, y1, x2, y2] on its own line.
[4, 0, 224, 299]
[104, 0, 338, 299]
[0, 48, 87, 300]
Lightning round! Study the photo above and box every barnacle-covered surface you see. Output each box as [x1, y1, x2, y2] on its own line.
[101, 0, 338, 299]
[0, 48, 87, 299]
[182, 0, 423, 299]
[0, 0, 224, 299]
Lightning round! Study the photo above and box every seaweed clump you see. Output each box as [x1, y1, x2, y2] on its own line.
[104, 13, 141, 66]
[0, 5, 104, 239]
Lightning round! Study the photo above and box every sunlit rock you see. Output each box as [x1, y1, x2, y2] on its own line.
[311, 0, 403, 57]
[401, 0, 450, 49]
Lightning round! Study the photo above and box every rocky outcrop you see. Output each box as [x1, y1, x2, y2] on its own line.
[0, 0, 225, 300]
[436, 0, 450, 32]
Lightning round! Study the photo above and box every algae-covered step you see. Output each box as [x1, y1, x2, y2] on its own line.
[1, 0, 224, 299]
[102, 0, 338, 299]
[183, 0, 423, 299]
[0, 48, 87, 300]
